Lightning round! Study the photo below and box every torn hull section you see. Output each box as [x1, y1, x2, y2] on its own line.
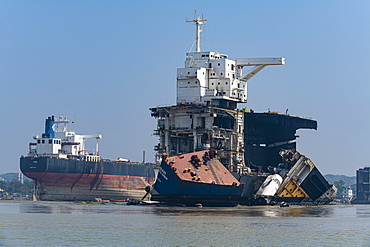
[150, 150, 336, 206]
[255, 150, 337, 205]
[150, 151, 244, 206]
[244, 112, 317, 173]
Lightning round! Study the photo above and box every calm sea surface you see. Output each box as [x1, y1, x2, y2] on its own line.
[1, 201, 370, 246]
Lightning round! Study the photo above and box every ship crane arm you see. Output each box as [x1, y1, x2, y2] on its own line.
[236, 57, 285, 82]
[80, 134, 102, 156]
[239, 64, 268, 82]
[81, 134, 102, 140]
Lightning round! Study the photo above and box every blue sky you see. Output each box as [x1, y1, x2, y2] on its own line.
[1, 1, 370, 176]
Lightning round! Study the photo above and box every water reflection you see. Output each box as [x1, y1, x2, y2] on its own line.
[18, 202, 152, 215]
[2, 202, 368, 247]
[356, 205, 370, 217]
[151, 205, 335, 217]
[17, 202, 342, 217]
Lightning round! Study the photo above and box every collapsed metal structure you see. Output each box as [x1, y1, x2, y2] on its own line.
[149, 12, 337, 205]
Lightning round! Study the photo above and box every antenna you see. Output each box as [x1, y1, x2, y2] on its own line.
[186, 10, 207, 52]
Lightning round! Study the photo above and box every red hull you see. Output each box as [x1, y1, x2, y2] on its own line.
[23, 172, 156, 201]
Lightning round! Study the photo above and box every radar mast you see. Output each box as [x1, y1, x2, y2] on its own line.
[186, 10, 207, 52]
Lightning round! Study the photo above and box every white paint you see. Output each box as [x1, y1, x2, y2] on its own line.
[29, 116, 102, 161]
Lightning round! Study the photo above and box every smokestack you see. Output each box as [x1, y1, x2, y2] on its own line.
[42, 116, 55, 138]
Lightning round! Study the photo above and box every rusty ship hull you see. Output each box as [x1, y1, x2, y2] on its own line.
[21, 156, 157, 201]
[150, 149, 337, 206]
[150, 151, 245, 206]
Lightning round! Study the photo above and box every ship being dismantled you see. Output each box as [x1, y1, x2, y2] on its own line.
[149, 13, 337, 206]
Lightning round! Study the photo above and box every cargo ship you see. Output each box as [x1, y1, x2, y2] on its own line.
[20, 116, 157, 201]
[149, 12, 336, 206]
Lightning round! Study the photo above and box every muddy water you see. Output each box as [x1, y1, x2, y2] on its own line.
[1, 201, 369, 246]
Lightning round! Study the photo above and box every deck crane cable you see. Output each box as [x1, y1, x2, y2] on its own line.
[0, 180, 63, 202]
[0, 180, 33, 195]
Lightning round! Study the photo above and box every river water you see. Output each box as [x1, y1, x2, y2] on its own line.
[1, 201, 369, 246]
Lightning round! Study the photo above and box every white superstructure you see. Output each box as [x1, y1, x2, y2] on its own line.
[177, 12, 284, 106]
[29, 116, 102, 161]
[151, 12, 285, 172]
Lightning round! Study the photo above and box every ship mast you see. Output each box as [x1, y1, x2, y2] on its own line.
[186, 10, 207, 52]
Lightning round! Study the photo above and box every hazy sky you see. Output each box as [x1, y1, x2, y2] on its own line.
[1, 1, 369, 176]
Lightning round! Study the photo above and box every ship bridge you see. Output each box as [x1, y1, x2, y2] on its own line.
[176, 13, 284, 108]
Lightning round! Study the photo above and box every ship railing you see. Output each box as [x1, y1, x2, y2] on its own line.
[152, 104, 173, 108]
[25, 153, 66, 159]
[83, 155, 101, 162]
